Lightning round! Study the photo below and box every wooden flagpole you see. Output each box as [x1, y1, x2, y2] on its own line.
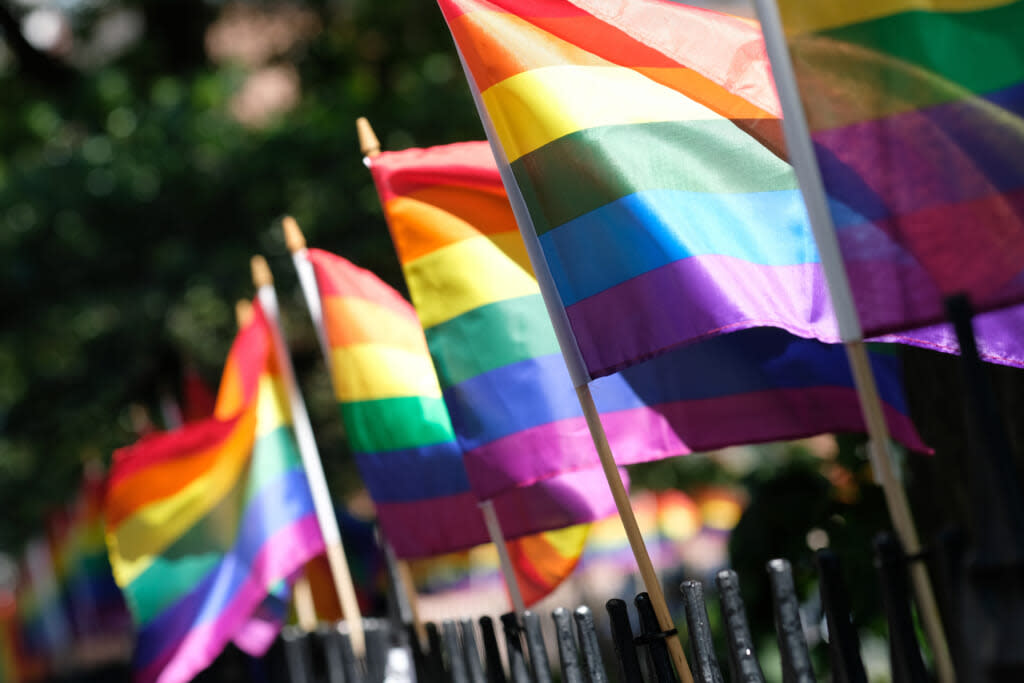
[440, 40, 701, 676]
[752, 2, 953, 680]
[250, 255, 366, 658]
[282, 215, 429, 652]
[575, 384, 693, 683]
[238, 298, 320, 633]
[480, 500, 528, 615]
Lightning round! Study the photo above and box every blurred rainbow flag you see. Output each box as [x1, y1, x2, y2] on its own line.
[63, 464, 132, 644]
[775, 0, 1024, 356]
[105, 301, 325, 683]
[306, 248, 611, 604]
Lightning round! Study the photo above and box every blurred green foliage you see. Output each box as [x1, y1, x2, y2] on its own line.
[0, 0, 485, 551]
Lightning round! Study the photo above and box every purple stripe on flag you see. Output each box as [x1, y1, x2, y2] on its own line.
[565, 249, 1024, 378]
[643, 386, 924, 454]
[563, 256, 839, 377]
[137, 515, 323, 683]
[462, 386, 926, 500]
[490, 467, 622, 538]
[377, 469, 621, 557]
[375, 492, 490, 559]
[878, 302, 1024, 368]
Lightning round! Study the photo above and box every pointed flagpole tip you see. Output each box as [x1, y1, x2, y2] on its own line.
[356, 117, 381, 158]
[250, 255, 274, 288]
[235, 299, 254, 328]
[282, 216, 306, 253]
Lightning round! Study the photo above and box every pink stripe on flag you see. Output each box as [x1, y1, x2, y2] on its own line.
[137, 515, 324, 683]
[462, 411, 687, 499]
[375, 492, 490, 559]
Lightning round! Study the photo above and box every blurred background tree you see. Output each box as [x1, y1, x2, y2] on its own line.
[0, 0, 489, 551]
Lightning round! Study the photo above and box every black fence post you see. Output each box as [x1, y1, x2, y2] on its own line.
[874, 533, 930, 683]
[282, 626, 314, 683]
[553, 607, 585, 683]
[813, 550, 867, 683]
[715, 569, 766, 683]
[500, 613, 531, 683]
[767, 559, 817, 683]
[681, 580, 724, 683]
[523, 610, 552, 683]
[460, 618, 486, 683]
[479, 616, 507, 683]
[605, 599, 644, 683]
[635, 592, 677, 683]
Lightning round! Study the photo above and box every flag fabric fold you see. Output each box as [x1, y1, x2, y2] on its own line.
[306, 248, 620, 561]
[104, 301, 325, 683]
[437, 0, 1024, 376]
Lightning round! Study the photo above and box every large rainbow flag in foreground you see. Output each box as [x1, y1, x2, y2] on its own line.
[306, 247, 607, 602]
[776, 0, 1024, 347]
[365, 141, 928, 478]
[437, 0, 1024, 380]
[105, 302, 325, 683]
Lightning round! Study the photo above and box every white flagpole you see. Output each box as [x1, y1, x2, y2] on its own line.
[480, 500, 527, 615]
[752, 2, 953, 680]
[448, 44, 696, 683]
[355, 119, 541, 629]
[282, 215, 430, 652]
[250, 255, 365, 658]
[237, 298, 321, 634]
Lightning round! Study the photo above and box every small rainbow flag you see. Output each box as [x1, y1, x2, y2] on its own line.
[307, 248, 619, 556]
[505, 524, 590, 606]
[104, 302, 325, 683]
[438, 0, 1024, 376]
[776, 0, 1024, 344]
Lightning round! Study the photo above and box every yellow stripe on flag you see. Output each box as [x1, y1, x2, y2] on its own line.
[106, 408, 257, 586]
[403, 235, 539, 328]
[330, 344, 443, 402]
[255, 374, 291, 437]
[777, 0, 1015, 35]
[322, 295, 428, 353]
[482, 65, 722, 162]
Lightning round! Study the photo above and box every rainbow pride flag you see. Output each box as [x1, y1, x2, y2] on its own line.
[776, 0, 1024, 340]
[438, 0, 1024, 378]
[64, 465, 130, 640]
[306, 248, 620, 559]
[407, 523, 588, 607]
[368, 140, 718, 497]
[104, 302, 325, 683]
[367, 141, 928, 465]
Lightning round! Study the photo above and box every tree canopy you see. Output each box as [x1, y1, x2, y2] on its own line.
[0, 0, 486, 551]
